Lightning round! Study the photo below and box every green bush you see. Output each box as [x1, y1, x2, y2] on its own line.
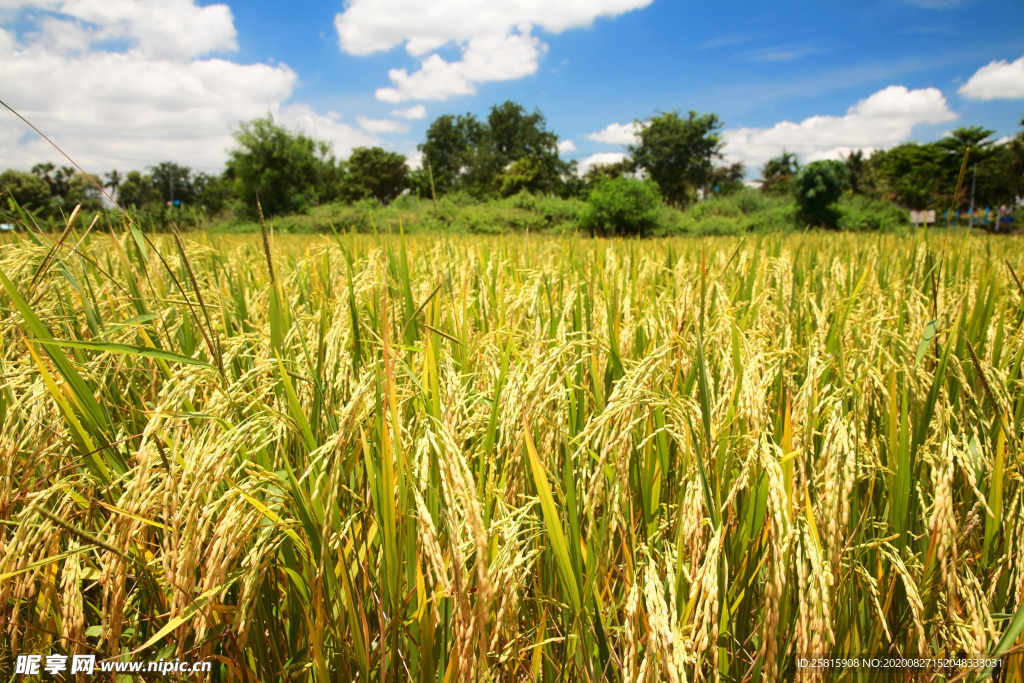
[835, 194, 909, 232]
[793, 160, 849, 228]
[0, 170, 50, 214]
[580, 177, 663, 237]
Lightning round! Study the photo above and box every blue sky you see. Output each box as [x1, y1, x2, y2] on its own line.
[2, 0, 1023, 177]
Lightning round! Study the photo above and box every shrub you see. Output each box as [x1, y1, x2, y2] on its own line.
[793, 160, 849, 227]
[835, 194, 909, 232]
[0, 170, 50, 214]
[580, 177, 663, 237]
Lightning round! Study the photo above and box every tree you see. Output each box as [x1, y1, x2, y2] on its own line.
[105, 169, 122, 202]
[31, 162, 56, 196]
[193, 172, 234, 215]
[226, 115, 332, 217]
[870, 143, 946, 210]
[936, 126, 1019, 210]
[629, 110, 723, 207]
[580, 177, 663, 237]
[418, 101, 569, 198]
[418, 114, 486, 195]
[485, 101, 566, 195]
[149, 162, 194, 205]
[793, 160, 849, 227]
[843, 150, 872, 195]
[63, 173, 105, 212]
[53, 166, 76, 199]
[117, 171, 163, 208]
[761, 151, 799, 195]
[709, 162, 745, 196]
[582, 157, 635, 185]
[1, 170, 51, 213]
[1010, 115, 1024, 199]
[340, 147, 408, 204]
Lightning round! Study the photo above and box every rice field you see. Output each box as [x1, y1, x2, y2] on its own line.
[1, 222, 1023, 682]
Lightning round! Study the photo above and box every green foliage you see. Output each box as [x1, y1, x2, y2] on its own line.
[192, 172, 233, 215]
[760, 151, 799, 195]
[843, 150, 872, 195]
[835, 192, 909, 231]
[580, 177, 663, 236]
[872, 142, 946, 210]
[793, 160, 849, 227]
[226, 114, 334, 217]
[116, 170, 163, 209]
[339, 147, 408, 204]
[629, 110, 723, 206]
[418, 101, 570, 199]
[581, 157, 635, 186]
[485, 101, 565, 192]
[419, 113, 487, 194]
[149, 161, 195, 204]
[0, 170, 50, 213]
[708, 161, 746, 196]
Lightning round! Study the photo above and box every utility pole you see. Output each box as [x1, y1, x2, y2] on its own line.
[968, 162, 977, 229]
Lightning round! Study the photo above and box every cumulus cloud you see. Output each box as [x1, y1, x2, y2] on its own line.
[335, 0, 653, 101]
[405, 148, 424, 170]
[959, 55, 1024, 100]
[557, 139, 576, 153]
[357, 116, 411, 133]
[722, 85, 956, 171]
[586, 122, 642, 145]
[376, 26, 543, 102]
[391, 104, 427, 119]
[577, 151, 628, 175]
[0, 1, 378, 172]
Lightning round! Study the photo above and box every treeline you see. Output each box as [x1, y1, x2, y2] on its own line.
[2, 102, 1022, 234]
[760, 124, 1024, 213]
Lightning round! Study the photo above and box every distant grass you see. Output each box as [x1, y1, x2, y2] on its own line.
[204, 188, 912, 237]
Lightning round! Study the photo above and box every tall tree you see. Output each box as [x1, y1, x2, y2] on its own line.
[629, 110, 723, 206]
[870, 143, 946, 210]
[709, 162, 745, 196]
[1, 170, 51, 213]
[760, 151, 800, 195]
[1010, 115, 1024, 199]
[418, 114, 486, 195]
[793, 160, 849, 227]
[226, 115, 332, 217]
[149, 162, 194, 205]
[843, 150, 872, 195]
[340, 147, 408, 204]
[937, 126, 1018, 209]
[117, 171, 163, 209]
[31, 162, 56, 196]
[418, 101, 569, 198]
[104, 169, 123, 202]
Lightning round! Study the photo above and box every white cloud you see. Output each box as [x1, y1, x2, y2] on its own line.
[335, 0, 653, 101]
[586, 121, 642, 146]
[959, 55, 1024, 100]
[357, 116, 410, 133]
[405, 148, 424, 170]
[721, 85, 957, 171]
[577, 152, 627, 175]
[557, 139, 576, 153]
[12, 0, 238, 60]
[391, 104, 427, 119]
[0, 1, 378, 172]
[283, 106, 381, 154]
[376, 27, 543, 101]
[335, 0, 654, 55]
